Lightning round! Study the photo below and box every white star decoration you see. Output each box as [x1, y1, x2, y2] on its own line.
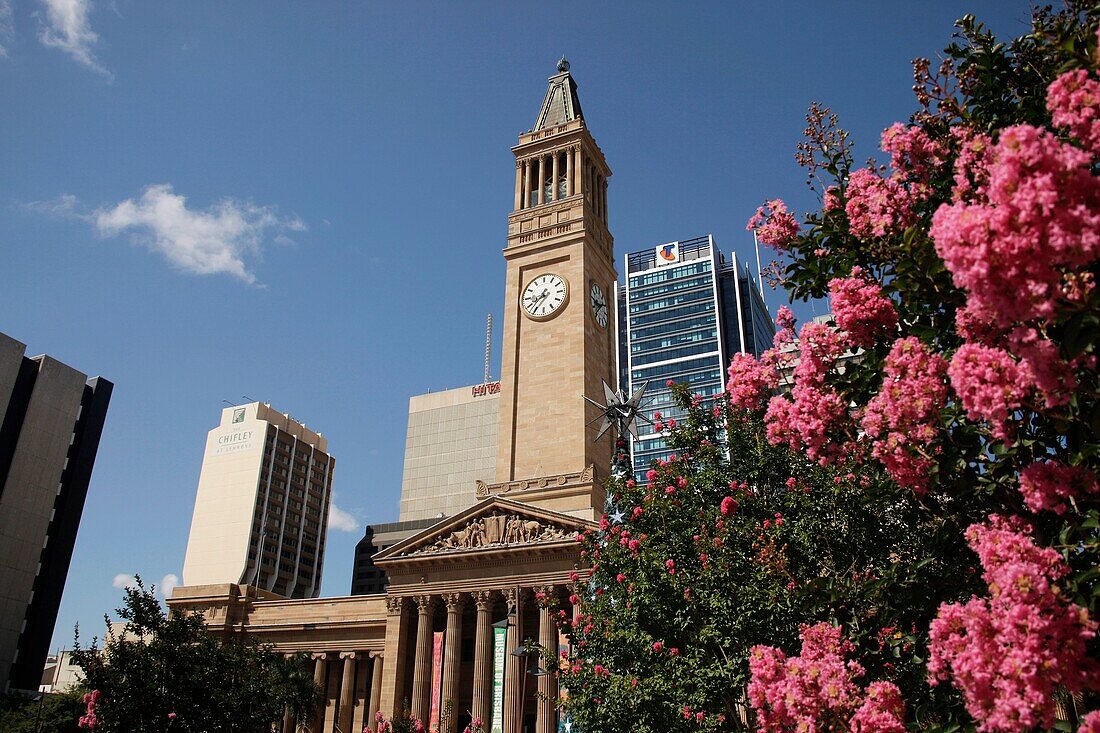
[584, 380, 651, 441]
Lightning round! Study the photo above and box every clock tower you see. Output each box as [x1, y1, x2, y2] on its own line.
[481, 59, 617, 519]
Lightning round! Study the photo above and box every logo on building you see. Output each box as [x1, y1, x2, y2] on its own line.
[655, 241, 679, 266]
[232, 408, 246, 424]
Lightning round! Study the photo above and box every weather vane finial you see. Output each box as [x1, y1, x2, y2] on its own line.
[557, 55, 570, 73]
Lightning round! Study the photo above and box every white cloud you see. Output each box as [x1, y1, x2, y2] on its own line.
[327, 501, 359, 533]
[38, 0, 111, 78]
[0, 2, 14, 59]
[23, 192, 81, 217]
[93, 184, 305, 284]
[111, 573, 136, 589]
[158, 573, 179, 598]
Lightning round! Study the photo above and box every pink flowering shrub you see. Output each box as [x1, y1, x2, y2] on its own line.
[1018, 460, 1099, 515]
[726, 352, 778, 411]
[79, 689, 101, 730]
[747, 199, 800, 250]
[748, 623, 906, 733]
[828, 268, 898, 347]
[844, 168, 916, 239]
[928, 517, 1100, 733]
[861, 337, 948, 493]
[1048, 68, 1100, 153]
[881, 122, 947, 194]
[930, 124, 1100, 327]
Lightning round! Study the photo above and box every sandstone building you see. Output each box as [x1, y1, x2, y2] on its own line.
[169, 60, 614, 733]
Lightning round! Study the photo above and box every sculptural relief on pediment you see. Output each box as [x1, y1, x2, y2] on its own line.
[407, 512, 571, 556]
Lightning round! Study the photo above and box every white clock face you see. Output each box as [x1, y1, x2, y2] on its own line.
[522, 273, 568, 319]
[590, 282, 608, 328]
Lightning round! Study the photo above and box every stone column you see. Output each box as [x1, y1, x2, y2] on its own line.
[503, 588, 524, 733]
[536, 588, 558, 733]
[440, 593, 464, 732]
[352, 652, 370, 733]
[311, 653, 328, 733]
[601, 178, 609, 223]
[470, 590, 493, 729]
[411, 594, 436, 722]
[281, 706, 293, 733]
[368, 652, 385, 726]
[566, 147, 574, 197]
[536, 156, 546, 205]
[514, 161, 523, 211]
[575, 147, 584, 199]
[551, 151, 560, 202]
[380, 597, 409, 719]
[528, 157, 536, 208]
[338, 652, 357, 733]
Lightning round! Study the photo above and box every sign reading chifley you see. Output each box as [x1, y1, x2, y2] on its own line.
[491, 626, 506, 733]
[654, 241, 680, 267]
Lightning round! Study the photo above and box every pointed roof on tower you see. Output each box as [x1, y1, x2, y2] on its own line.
[532, 57, 585, 131]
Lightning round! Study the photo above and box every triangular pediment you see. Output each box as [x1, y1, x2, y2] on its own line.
[374, 497, 594, 564]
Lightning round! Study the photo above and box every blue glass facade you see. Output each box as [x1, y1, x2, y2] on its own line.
[617, 235, 773, 480]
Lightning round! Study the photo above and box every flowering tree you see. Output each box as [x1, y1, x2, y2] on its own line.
[561, 4, 1100, 732]
[70, 578, 319, 733]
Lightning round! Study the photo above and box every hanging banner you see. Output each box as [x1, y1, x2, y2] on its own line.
[557, 629, 570, 730]
[430, 631, 445, 733]
[491, 626, 507, 733]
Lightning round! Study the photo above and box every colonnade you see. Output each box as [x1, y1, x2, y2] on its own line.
[514, 145, 608, 224]
[383, 585, 580, 733]
[280, 649, 384, 733]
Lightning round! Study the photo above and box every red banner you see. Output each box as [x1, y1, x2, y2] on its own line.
[429, 631, 444, 732]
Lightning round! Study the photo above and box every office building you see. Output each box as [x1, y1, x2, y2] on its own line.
[0, 332, 112, 694]
[182, 402, 334, 599]
[618, 235, 773, 479]
[399, 382, 500, 522]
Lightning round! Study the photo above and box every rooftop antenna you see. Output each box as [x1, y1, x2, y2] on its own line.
[242, 395, 254, 403]
[221, 399, 234, 406]
[484, 313, 493, 383]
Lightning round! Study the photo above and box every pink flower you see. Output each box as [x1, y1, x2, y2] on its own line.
[653, 641, 664, 652]
[880, 122, 947, 194]
[720, 496, 737, 516]
[1047, 69, 1100, 153]
[849, 681, 907, 733]
[950, 127, 995, 202]
[845, 168, 916, 239]
[1079, 711, 1100, 733]
[862, 337, 948, 493]
[747, 199, 800, 251]
[726, 352, 779, 411]
[1018, 461, 1099, 515]
[928, 517, 1100, 733]
[947, 343, 1026, 442]
[829, 267, 898, 347]
[931, 125, 1100, 327]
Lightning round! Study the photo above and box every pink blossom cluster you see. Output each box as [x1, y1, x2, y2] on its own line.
[950, 127, 996, 202]
[1018, 460, 1099, 515]
[844, 168, 916, 239]
[774, 306, 798, 349]
[726, 352, 779, 411]
[881, 122, 947, 194]
[1047, 69, 1100, 153]
[765, 322, 850, 463]
[1080, 711, 1100, 733]
[748, 622, 906, 733]
[79, 690, 101, 730]
[861, 337, 948, 493]
[928, 517, 1099, 733]
[747, 199, 800, 251]
[947, 343, 1027, 442]
[828, 268, 898, 347]
[931, 124, 1100, 327]
[1006, 326, 1077, 409]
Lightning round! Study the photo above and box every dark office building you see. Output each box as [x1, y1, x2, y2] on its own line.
[0, 332, 112, 694]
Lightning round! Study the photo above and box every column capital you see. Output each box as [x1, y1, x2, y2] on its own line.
[311, 652, 328, 661]
[339, 651, 357, 660]
[442, 592, 464, 611]
[472, 589, 493, 610]
[415, 593, 436, 613]
[369, 650, 384, 659]
[502, 587, 527, 612]
[385, 596, 406, 616]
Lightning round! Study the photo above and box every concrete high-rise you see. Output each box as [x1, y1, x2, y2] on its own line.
[0, 332, 112, 694]
[182, 402, 334, 599]
[617, 235, 773, 479]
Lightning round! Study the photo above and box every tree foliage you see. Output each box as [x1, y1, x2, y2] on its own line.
[559, 4, 1100, 732]
[71, 578, 319, 733]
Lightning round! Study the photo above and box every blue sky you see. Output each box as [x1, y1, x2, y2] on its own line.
[0, 1, 1029, 652]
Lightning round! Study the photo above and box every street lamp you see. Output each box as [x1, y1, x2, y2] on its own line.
[509, 642, 548, 733]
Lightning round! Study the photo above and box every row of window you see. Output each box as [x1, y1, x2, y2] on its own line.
[627, 259, 711, 289]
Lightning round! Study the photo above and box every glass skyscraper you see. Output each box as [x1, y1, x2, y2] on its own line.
[617, 235, 773, 480]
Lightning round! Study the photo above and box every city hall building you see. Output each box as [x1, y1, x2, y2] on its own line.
[169, 60, 617, 733]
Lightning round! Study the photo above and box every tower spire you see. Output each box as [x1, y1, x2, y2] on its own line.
[532, 59, 584, 131]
